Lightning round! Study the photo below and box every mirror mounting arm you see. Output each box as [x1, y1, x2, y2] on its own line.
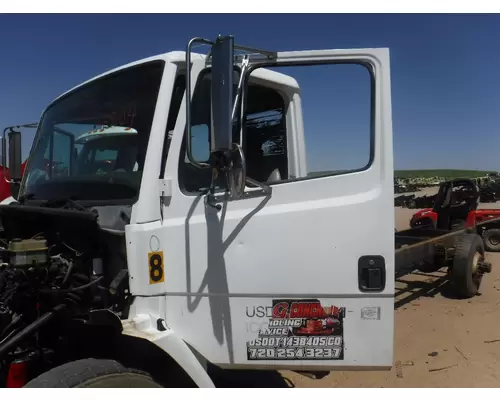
[205, 149, 234, 210]
[185, 37, 214, 170]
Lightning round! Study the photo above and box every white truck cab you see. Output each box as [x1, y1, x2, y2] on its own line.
[0, 36, 395, 388]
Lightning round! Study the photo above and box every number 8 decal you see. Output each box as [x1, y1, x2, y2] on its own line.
[148, 251, 165, 284]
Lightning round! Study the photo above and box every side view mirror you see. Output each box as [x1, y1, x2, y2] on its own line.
[2, 127, 22, 184]
[210, 35, 234, 155]
[185, 35, 247, 200]
[185, 35, 275, 200]
[8, 129, 22, 181]
[210, 35, 247, 199]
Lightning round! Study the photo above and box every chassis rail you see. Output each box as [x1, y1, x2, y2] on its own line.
[395, 227, 463, 276]
[395, 216, 498, 282]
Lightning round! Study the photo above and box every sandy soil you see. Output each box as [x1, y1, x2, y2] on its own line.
[279, 202, 500, 388]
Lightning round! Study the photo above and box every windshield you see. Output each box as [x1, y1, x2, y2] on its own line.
[20, 60, 165, 203]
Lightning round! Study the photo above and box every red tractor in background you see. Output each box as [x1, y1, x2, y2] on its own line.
[0, 123, 35, 202]
[0, 160, 27, 201]
[409, 179, 500, 252]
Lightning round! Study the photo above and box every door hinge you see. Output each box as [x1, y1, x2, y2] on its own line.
[158, 178, 172, 198]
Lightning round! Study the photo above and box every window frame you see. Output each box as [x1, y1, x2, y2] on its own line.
[19, 60, 166, 206]
[176, 60, 375, 198]
[177, 66, 291, 196]
[160, 72, 187, 179]
[242, 60, 376, 185]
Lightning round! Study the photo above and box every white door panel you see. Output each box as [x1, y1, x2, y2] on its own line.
[135, 47, 395, 369]
[160, 173, 394, 367]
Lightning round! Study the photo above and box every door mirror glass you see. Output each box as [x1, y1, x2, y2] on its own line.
[8, 129, 22, 181]
[209, 35, 235, 155]
[189, 124, 210, 162]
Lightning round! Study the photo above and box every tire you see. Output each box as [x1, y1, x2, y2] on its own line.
[482, 228, 500, 252]
[24, 358, 163, 388]
[450, 233, 485, 298]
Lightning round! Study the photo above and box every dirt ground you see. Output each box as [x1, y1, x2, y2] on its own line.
[280, 198, 500, 388]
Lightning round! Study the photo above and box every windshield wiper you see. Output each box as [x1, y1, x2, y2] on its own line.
[42, 196, 88, 212]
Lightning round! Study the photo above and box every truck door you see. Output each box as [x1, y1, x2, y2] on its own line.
[162, 48, 394, 370]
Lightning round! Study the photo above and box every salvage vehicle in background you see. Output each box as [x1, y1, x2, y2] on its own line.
[409, 179, 480, 229]
[409, 179, 500, 252]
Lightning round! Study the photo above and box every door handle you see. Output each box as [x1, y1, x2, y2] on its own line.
[358, 255, 386, 292]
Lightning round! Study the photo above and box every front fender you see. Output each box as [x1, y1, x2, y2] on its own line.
[121, 313, 215, 388]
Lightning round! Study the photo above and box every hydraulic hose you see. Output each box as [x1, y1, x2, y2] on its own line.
[0, 304, 66, 359]
[39, 276, 103, 295]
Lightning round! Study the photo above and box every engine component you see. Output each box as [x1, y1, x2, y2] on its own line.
[8, 238, 48, 267]
[0, 304, 66, 359]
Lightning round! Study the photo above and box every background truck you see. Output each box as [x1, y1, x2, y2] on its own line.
[0, 35, 491, 388]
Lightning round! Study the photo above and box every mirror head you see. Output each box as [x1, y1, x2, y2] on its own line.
[210, 34, 234, 155]
[8, 129, 22, 181]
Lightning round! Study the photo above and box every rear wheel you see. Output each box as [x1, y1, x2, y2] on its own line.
[24, 358, 163, 388]
[450, 233, 487, 298]
[482, 228, 500, 252]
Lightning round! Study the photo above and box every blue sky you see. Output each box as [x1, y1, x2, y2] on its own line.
[1, 14, 499, 172]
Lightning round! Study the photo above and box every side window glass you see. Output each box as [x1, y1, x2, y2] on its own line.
[95, 149, 118, 161]
[50, 130, 72, 177]
[178, 69, 284, 194]
[246, 63, 372, 183]
[244, 85, 287, 185]
[187, 124, 210, 163]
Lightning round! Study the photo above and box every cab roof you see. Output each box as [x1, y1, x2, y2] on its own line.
[51, 51, 299, 106]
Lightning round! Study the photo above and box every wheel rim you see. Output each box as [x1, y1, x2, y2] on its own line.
[471, 250, 485, 288]
[489, 235, 500, 246]
[472, 252, 481, 275]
